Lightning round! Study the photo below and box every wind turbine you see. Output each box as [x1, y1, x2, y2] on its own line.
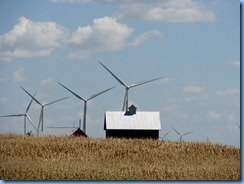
[160, 130, 171, 141]
[171, 126, 193, 142]
[0, 92, 37, 135]
[21, 87, 70, 133]
[58, 82, 115, 134]
[99, 61, 164, 111]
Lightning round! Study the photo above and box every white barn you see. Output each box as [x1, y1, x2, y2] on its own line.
[104, 105, 161, 139]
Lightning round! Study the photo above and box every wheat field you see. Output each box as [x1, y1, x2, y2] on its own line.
[0, 134, 240, 180]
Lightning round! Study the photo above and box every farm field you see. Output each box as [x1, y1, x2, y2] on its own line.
[0, 134, 240, 180]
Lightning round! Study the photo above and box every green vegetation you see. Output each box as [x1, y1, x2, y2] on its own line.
[0, 134, 240, 180]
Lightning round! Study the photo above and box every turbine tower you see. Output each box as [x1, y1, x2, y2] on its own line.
[58, 82, 114, 134]
[0, 92, 37, 134]
[21, 87, 70, 133]
[99, 61, 164, 111]
[171, 126, 193, 142]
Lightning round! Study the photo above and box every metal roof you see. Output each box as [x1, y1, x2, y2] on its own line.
[40, 127, 87, 136]
[104, 111, 161, 130]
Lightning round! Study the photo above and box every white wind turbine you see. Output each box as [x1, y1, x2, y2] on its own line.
[99, 61, 164, 111]
[160, 130, 171, 141]
[58, 82, 115, 134]
[21, 87, 70, 134]
[171, 126, 193, 142]
[0, 91, 37, 135]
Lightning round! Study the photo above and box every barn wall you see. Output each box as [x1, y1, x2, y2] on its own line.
[106, 130, 159, 139]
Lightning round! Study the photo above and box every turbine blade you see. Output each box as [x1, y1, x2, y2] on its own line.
[0, 114, 25, 117]
[21, 87, 43, 106]
[129, 77, 164, 89]
[44, 96, 70, 106]
[182, 131, 193, 136]
[99, 61, 128, 87]
[26, 91, 36, 113]
[26, 114, 37, 131]
[58, 82, 86, 102]
[163, 130, 171, 138]
[171, 126, 181, 136]
[87, 86, 115, 101]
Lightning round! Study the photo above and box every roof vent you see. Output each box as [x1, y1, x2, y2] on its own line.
[128, 105, 137, 115]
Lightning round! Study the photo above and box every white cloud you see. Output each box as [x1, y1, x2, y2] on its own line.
[0, 49, 52, 61]
[129, 30, 163, 47]
[160, 77, 174, 84]
[216, 88, 240, 97]
[68, 16, 133, 59]
[115, 0, 216, 22]
[41, 78, 54, 86]
[228, 61, 240, 68]
[207, 110, 222, 121]
[51, 0, 216, 23]
[2, 16, 162, 61]
[11, 67, 26, 83]
[183, 84, 205, 94]
[0, 16, 69, 61]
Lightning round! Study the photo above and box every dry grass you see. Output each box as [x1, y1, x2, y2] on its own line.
[0, 134, 240, 180]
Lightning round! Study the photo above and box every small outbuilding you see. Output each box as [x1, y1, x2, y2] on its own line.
[40, 127, 87, 137]
[104, 105, 161, 139]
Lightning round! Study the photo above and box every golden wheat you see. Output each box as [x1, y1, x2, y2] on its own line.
[0, 134, 240, 180]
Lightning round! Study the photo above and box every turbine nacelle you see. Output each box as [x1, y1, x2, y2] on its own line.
[99, 61, 164, 111]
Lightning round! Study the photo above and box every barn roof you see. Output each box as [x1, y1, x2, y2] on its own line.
[40, 127, 87, 137]
[104, 111, 161, 130]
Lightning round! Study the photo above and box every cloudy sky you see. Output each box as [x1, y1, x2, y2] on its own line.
[0, 0, 240, 147]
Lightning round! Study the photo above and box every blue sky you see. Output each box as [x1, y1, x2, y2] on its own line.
[0, 0, 240, 147]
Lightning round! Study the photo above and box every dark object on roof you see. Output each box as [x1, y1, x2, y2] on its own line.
[128, 104, 137, 115]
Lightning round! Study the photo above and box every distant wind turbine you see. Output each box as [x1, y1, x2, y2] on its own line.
[0, 91, 37, 135]
[160, 130, 171, 141]
[99, 61, 164, 111]
[58, 82, 115, 134]
[21, 87, 70, 134]
[171, 126, 193, 142]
